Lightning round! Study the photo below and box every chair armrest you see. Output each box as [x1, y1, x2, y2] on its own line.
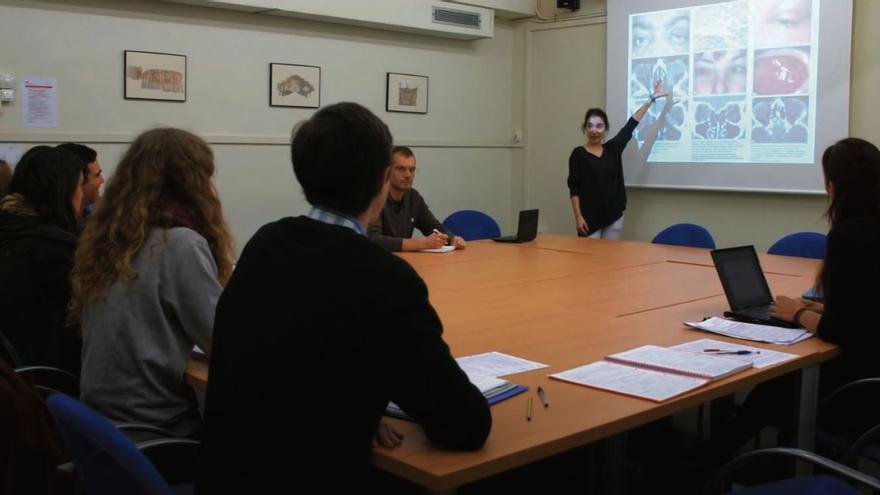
[844, 423, 880, 466]
[703, 447, 880, 494]
[137, 438, 201, 485]
[115, 423, 178, 438]
[15, 366, 80, 397]
[819, 378, 880, 410]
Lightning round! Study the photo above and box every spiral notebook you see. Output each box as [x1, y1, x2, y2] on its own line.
[549, 345, 752, 402]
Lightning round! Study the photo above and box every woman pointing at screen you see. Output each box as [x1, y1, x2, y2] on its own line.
[567, 79, 667, 239]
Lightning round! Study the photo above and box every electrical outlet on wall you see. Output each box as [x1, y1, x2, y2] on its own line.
[0, 75, 14, 90]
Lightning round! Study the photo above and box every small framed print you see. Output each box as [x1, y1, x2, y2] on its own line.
[124, 50, 186, 102]
[270, 63, 321, 108]
[386, 72, 428, 114]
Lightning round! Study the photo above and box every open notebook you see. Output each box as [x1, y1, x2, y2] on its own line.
[549, 345, 753, 402]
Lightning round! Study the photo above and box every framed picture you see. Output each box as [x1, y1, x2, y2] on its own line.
[386, 73, 428, 114]
[270, 63, 321, 108]
[124, 50, 186, 102]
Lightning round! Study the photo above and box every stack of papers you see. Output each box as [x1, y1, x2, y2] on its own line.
[670, 338, 798, 369]
[418, 245, 455, 253]
[386, 352, 548, 420]
[684, 317, 813, 345]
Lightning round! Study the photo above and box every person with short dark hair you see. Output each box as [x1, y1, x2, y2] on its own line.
[368, 145, 466, 251]
[198, 102, 491, 492]
[568, 80, 667, 239]
[57, 143, 103, 216]
[0, 146, 84, 373]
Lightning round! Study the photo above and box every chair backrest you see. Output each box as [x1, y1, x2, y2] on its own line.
[0, 328, 24, 368]
[651, 223, 716, 249]
[768, 232, 827, 259]
[46, 393, 172, 495]
[442, 210, 501, 241]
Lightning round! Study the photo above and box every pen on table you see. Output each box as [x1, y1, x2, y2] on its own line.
[537, 386, 549, 408]
[527, 396, 533, 422]
[703, 349, 760, 355]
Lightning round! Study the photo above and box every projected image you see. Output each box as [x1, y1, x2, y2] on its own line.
[631, 9, 690, 59]
[754, 47, 810, 95]
[693, 1, 748, 51]
[754, 0, 812, 48]
[637, 101, 687, 142]
[751, 96, 809, 143]
[631, 56, 689, 99]
[694, 50, 747, 95]
[631, 56, 688, 143]
[626, 0, 819, 164]
[694, 97, 745, 140]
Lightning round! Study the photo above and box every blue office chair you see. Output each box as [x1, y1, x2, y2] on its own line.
[442, 210, 501, 241]
[704, 447, 880, 494]
[651, 223, 716, 249]
[768, 232, 827, 259]
[46, 393, 199, 495]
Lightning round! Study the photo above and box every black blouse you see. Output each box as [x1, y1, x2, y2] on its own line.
[567, 117, 639, 235]
[816, 216, 880, 392]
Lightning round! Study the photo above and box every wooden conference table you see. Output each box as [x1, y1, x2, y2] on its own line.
[185, 234, 835, 491]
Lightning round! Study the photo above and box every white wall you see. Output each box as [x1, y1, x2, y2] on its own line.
[4, 0, 878, 254]
[0, 0, 523, 252]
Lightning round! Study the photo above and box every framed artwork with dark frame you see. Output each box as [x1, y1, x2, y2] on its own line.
[270, 63, 321, 108]
[124, 50, 187, 102]
[386, 72, 428, 114]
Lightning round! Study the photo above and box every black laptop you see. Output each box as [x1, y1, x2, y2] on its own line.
[492, 209, 539, 243]
[710, 245, 798, 328]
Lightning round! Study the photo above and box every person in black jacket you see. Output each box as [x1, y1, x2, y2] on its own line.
[0, 146, 84, 373]
[711, 138, 880, 462]
[567, 79, 667, 239]
[197, 102, 491, 493]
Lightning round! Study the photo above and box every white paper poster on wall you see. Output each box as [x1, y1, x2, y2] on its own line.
[21, 76, 58, 128]
[0, 144, 22, 166]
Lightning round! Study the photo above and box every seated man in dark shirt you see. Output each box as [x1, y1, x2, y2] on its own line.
[197, 102, 491, 493]
[368, 146, 466, 251]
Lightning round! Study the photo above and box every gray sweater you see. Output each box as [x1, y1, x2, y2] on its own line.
[80, 227, 221, 438]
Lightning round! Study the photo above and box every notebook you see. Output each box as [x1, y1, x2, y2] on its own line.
[549, 344, 752, 402]
[419, 245, 455, 253]
[711, 246, 799, 328]
[493, 209, 539, 243]
[385, 375, 527, 420]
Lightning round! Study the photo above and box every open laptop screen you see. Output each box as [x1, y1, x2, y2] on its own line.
[711, 246, 773, 310]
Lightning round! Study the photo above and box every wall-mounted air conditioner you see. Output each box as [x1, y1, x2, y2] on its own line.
[162, 0, 495, 40]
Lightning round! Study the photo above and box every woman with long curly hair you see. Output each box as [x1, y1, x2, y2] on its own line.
[70, 128, 234, 438]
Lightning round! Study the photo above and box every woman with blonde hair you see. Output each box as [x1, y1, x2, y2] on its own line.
[71, 128, 233, 438]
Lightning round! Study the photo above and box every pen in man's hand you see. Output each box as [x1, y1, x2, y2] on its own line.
[537, 386, 549, 408]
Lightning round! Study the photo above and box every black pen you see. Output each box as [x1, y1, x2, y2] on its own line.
[537, 386, 549, 408]
[703, 349, 759, 355]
